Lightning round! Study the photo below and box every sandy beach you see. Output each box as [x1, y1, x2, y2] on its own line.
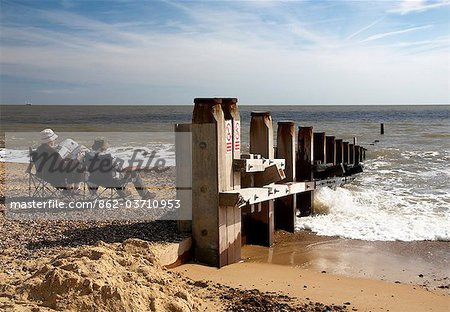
[174, 231, 449, 311]
[1, 162, 449, 311]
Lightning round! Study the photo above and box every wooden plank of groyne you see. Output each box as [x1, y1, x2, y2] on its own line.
[355, 145, 360, 165]
[297, 127, 314, 216]
[313, 132, 326, 164]
[343, 141, 349, 165]
[175, 123, 192, 233]
[326, 136, 336, 165]
[220, 181, 313, 207]
[335, 139, 343, 164]
[275, 121, 296, 232]
[254, 163, 286, 186]
[249, 111, 275, 246]
[349, 143, 355, 165]
[221, 98, 241, 264]
[233, 158, 285, 172]
[192, 98, 229, 267]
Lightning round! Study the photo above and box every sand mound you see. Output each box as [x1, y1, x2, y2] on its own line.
[8, 239, 198, 311]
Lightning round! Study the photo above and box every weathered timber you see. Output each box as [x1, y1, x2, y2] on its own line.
[335, 139, 343, 164]
[275, 121, 296, 232]
[343, 141, 349, 165]
[314, 163, 345, 179]
[220, 181, 314, 208]
[247, 111, 275, 246]
[192, 98, 240, 267]
[254, 163, 286, 186]
[233, 158, 285, 173]
[313, 132, 326, 164]
[297, 127, 314, 216]
[344, 163, 364, 176]
[349, 143, 355, 165]
[354, 145, 360, 165]
[221, 98, 241, 264]
[326, 136, 336, 165]
[175, 123, 192, 233]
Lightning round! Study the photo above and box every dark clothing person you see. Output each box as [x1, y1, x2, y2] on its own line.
[85, 150, 154, 199]
[32, 143, 85, 188]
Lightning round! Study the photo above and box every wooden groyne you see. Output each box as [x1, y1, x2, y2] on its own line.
[176, 98, 366, 267]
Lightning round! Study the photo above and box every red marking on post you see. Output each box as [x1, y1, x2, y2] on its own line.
[225, 120, 232, 153]
[234, 121, 240, 152]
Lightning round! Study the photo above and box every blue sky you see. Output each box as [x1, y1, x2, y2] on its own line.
[0, 0, 449, 105]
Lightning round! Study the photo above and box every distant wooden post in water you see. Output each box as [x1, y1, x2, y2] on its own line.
[381, 123, 384, 135]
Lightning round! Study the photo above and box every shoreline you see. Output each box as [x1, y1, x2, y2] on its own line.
[243, 231, 450, 292]
[173, 261, 448, 312]
[173, 231, 450, 311]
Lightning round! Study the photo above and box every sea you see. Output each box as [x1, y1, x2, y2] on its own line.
[1, 104, 449, 242]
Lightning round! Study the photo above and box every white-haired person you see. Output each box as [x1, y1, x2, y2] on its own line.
[32, 129, 85, 192]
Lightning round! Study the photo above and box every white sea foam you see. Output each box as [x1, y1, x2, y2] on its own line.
[296, 150, 450, 241]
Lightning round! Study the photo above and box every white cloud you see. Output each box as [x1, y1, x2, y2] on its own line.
[389, 0, 450, 15]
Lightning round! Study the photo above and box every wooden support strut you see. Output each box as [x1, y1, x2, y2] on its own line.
[297, 126, 314, 216]
[275, 121, 296, 232]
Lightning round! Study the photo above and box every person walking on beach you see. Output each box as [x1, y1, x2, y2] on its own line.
[85, 138, 156, 200]
[32, 128, 85, 191]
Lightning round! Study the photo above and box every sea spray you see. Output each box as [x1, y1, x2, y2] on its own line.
[296, 151, 450, 241]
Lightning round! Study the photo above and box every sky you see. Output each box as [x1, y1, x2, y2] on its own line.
[0, 0, 449, 105]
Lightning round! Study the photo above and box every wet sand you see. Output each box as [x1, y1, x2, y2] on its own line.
[174, 261, 448, 312]
[173, 231, 450, 312]
[243, 231, 450, 290]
